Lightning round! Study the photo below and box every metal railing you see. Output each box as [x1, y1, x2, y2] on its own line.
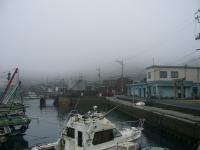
[116, 119, 145, 129]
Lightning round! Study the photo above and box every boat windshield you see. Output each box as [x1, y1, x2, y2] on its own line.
[66, 127, 75, 138]
[92, 129, 114, 145]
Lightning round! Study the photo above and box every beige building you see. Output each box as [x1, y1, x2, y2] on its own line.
[146, 65, 200, 83]
[127, 65, 200, 99]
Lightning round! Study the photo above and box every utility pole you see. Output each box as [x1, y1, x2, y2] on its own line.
[115, 60, 124, 94]
[96, 68, 101, 83]
[132, 80, 135, 104]
[195, 9, 200, 41]
[62, 78, 65, 95]
[80, 73, 83, 91]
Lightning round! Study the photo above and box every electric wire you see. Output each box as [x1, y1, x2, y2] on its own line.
[177, 56, 200, 66]
[89, 11, 196, 78]
[124, 14, 195, 63]
[167, 50, 197, 65]
[125, 20, 194, 64]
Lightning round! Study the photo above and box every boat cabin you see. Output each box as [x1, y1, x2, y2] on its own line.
[58, 112, 141, 150]
[32, 107, 143, 150]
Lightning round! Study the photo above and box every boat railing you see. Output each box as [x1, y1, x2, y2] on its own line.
[116, 119, 145, 130]
[67, 109, 78, 120]
[63, 109, 79, 127]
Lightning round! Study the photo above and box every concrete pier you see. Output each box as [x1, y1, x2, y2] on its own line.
[54, 96, 108, 108]
[40, 97, 46, 107]
[106, 97, 200, 142]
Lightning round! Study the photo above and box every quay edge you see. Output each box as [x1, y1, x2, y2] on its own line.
[106, 97, 200, 143]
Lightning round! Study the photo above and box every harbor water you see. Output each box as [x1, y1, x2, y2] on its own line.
[0, 98, 192, 150]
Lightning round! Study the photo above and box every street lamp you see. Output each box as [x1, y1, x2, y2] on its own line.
[128, 74, 137, 105]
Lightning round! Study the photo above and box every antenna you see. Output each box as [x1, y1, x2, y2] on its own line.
[100, 105, 119, 119]
[152, 57, 155, 66]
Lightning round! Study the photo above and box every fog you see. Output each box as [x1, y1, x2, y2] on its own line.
[0, 0, 199, 81]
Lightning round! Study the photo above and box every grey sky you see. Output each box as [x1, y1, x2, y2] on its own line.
[0, 0, 199, 80]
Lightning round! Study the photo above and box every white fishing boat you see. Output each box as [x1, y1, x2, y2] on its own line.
[32, 106, 144, 150]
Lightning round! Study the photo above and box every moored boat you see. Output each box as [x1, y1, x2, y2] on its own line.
[0, 68, 31, 143]
[0, 114, 31, 136]
[32, 106, 144, 150]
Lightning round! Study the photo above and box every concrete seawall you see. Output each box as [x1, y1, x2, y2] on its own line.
[106, 97, 200, 142]
[149, 102, 200, 116]
[113, 95, 200, 116]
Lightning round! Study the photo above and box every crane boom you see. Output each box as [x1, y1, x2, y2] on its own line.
[0, 68, 18, 104]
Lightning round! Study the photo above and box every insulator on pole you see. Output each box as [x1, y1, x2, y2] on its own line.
[195, 33, 200, 40]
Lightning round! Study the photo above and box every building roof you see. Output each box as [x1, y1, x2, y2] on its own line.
[146, 65, 200, 70]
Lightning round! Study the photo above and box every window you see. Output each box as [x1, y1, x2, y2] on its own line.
[92, 129, 114, 145]
[67, 127, 75, 138]
[148, 72, 151, 79]
[171, 71, 178, 78]
[78, 131, 83, 147]
[160, 71, 167, 78]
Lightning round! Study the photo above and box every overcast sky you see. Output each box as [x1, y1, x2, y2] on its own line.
[0, 0, 199, 80]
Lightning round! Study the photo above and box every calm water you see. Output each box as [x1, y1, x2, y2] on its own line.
[0, 99, 192, 150]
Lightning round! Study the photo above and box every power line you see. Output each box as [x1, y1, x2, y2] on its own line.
[124, 14, 195, 63]
[91, 11, 195, 75]
[177, 56, 200, 66]
[168, 50, 197, 65]
[86, 11, 196, 81]
[187, 58, 200, 65]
